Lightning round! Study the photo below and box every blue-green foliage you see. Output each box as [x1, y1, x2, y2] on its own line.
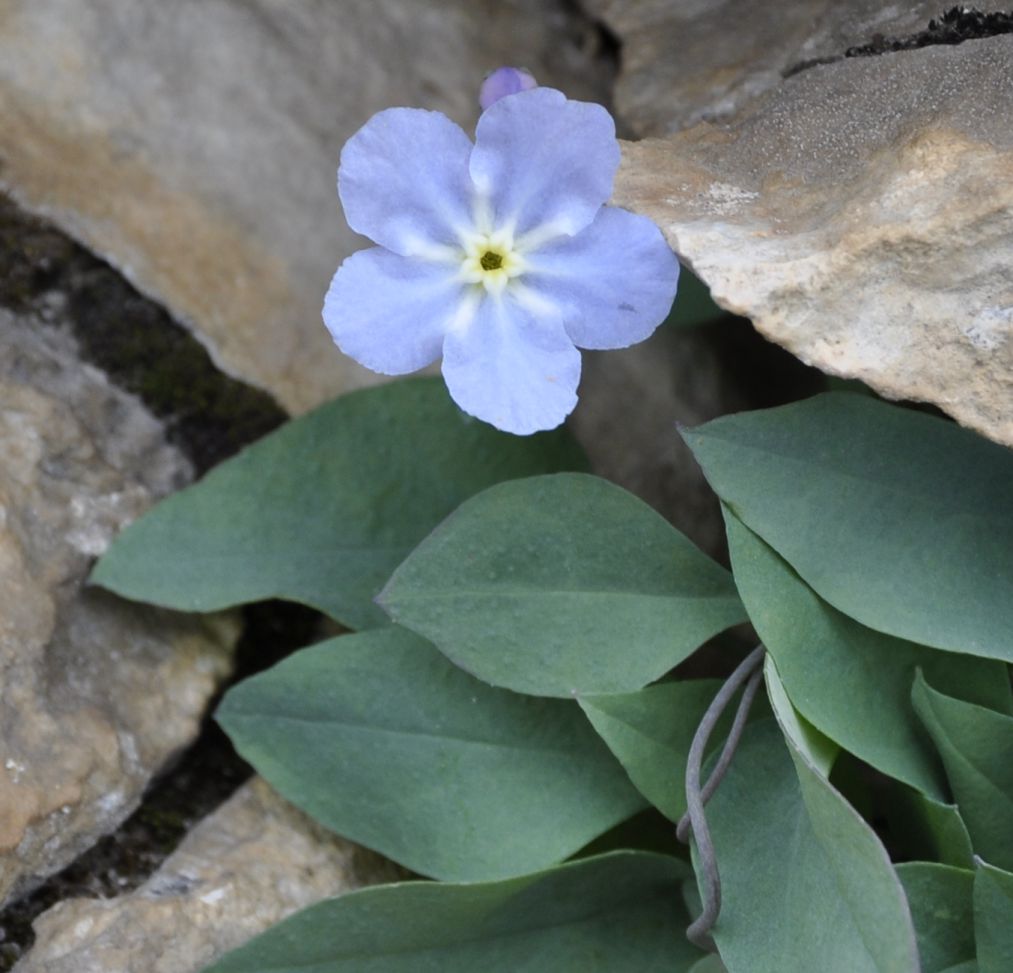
[90, 384, 1013, 972]
[91, 377, 586, 630]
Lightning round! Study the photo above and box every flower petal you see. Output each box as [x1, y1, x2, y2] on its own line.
[442, 294, 580, 435]
[339, 108, 475, 255]
[470, 88, 620, 239]
[525, 206, 680, 350]
[323, 247, 462, 375]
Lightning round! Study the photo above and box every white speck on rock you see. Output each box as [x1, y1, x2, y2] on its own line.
[66, 493, 128, 556]
[199, 886, 228, 906]
[72, 918, 94, 940]
[97, 790, 126, 815]
[962, 306, 1013, 351]
[702, 182, 758, 213]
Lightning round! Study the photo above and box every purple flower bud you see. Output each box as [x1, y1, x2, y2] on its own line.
[479, 67, 537, 111]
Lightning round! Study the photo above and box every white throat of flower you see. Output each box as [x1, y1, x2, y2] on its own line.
[458, 228, 526, 297]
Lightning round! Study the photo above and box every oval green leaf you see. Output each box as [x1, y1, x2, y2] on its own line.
[379, 474, 746, 697]
[974, 860, 1013, 973]
[764, 655, 838, 775]
[92, 378, 585, 629]
[882, 784, 975, 871]
[702, 718, 918, 972]
[912, 673, 1013, 872]
[216, 627, 645, 882]
[688, 957, 729, 973]
[725, 510, 1011, 799]
[895, 862, 975, 973]
[203, 851, 702, 973]
[683, 393, 1013, 661]
[579, 680, 725, 822]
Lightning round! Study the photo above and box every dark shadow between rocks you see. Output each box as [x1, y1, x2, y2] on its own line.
[0, 598, 327, 971]
[0, 193, 323, 967]
[785, 5, 1013, 77]
[0, 193, 286, 476]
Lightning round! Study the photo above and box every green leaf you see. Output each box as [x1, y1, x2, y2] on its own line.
[724, 511, 1011, 799]
[883, 785, 975, 870]
[579, 680, 724, 821]
[703, 718, 918, 972]
[688, 957, 728, 973]
[974, 860, 1013, 973]
[912, 673, 1013, 871]
[577, 807, 683, 859]
[380, 474, 746, 697]
[683, 393, 1013, 661]
[202, 851, 703, 973]
[895, 863, 975, 972]
[215, 627, 645, 882]
[92, 378, 585, 629]
[763, 655, 838, 775]
[781, 722, 919, 973]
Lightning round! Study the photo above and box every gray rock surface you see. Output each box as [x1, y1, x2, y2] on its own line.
[13, 778, 401, 973]
[0, 0, 758, 554]
[0, 308, 237, 908]
[584, 0, 1013, 135]
[610, 35, 1013, 446]
[0, 0, 613, 414]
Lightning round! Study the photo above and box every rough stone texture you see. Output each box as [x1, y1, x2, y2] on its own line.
[583, 0, 1013, 135]
[13, 778, 402, 973]
[0, 308, 238, 908]
[611, 36, 1013, 447]
[0, 193, 286, 478]
[0, 0, 613, 414]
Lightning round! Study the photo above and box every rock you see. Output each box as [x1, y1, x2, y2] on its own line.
[0, 0, 613, 414]
[611, 36, 1013, 447]
[13, 778, 401, 973]
[0, 307, 238, 908]
[574, 326, 737, 558]
[583, 0, 1013, 135]
[0, 193, 286, 478]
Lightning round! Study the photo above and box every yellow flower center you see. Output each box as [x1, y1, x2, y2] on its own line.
[459, 230, 525, 296]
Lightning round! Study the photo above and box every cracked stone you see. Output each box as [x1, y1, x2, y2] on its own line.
[0, 0, 613, 414]
[12, 778, 402, 973]
[582, 0, 1013, 134]
[844, 6, 1013, 60]
[610, 34, 1013, 446]
[0, 308, 239, 909]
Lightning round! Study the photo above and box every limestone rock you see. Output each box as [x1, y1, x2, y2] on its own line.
[611, 37, 1013, 447]
[583, 0, 1013, 135]
[0, 0, 612, 414]
[14, 778, 401, 973]
[0, 308, 238, 907]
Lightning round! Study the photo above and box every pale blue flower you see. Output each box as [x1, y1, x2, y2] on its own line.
[323, 86, 680, 435]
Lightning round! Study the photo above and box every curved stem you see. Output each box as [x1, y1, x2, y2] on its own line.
[676, 658, 764, 842]
[679, 645, 765, 952]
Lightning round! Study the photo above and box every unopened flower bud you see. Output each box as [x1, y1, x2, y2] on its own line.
[479, 67, 537, 110]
